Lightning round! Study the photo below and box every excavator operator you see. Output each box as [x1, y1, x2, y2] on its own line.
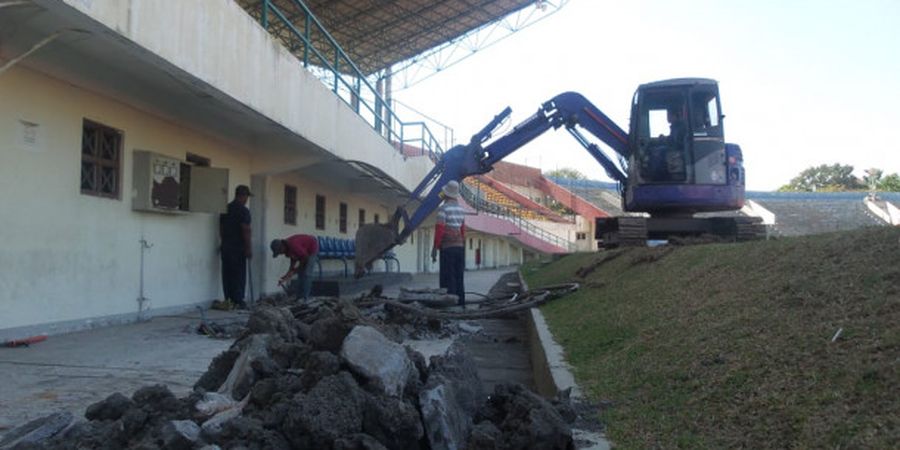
[664, 107, 687, 181]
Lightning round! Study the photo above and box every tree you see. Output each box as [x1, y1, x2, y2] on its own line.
[546, 168, 586, 180]
[778, 163, 864, 192]
[878, 173, 900, 191]
[863, 168, 883, 192]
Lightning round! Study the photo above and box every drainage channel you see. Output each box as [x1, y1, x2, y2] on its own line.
[462, 316, 535, 391]
[460, 272, 535, 392]
[465, 271, 611, 450]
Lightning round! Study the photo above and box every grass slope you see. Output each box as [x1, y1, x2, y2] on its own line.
[524, 227, 899, 449]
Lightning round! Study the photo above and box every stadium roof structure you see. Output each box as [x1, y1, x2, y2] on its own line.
[236, 0, 568, 87]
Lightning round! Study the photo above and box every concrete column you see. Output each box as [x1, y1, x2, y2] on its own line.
[415, 229, 425, 273]
[250, 174, 267, 300]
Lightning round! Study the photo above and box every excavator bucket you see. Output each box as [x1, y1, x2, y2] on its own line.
[354, 222, 398, 278]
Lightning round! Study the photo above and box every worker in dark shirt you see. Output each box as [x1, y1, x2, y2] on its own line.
[219, 185, 253, 309]
[270, 234, 319, 301]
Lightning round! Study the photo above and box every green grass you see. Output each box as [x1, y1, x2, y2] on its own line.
[523, 227, 900, 449]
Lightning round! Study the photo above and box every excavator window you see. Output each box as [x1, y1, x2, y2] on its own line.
[690, 89, 722, 137]
[636, 90, 687, 183]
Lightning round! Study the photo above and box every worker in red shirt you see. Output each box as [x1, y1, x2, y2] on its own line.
[270, 234, 319, 300]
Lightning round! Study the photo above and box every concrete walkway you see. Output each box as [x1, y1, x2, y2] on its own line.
[0, 309, 243, 434]
[381, 267, 513, 299]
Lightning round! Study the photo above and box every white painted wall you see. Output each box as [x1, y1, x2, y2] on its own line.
[0, 66, 429, 336]
[0, 67, 254, 332]
[48, 0, 433, 189]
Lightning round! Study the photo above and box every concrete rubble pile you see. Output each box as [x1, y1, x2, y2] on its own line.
[4, 297, 579, 450]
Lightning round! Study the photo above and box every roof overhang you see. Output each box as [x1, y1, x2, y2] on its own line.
[0, 1, 414, 208]
[237, 0, 544, 75]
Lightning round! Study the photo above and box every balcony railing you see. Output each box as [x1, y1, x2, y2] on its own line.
[460, 182, 575, 252]
[244, 0, 444, 160]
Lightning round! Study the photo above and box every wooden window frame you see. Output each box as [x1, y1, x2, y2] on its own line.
[339, 202, 348, 233]
[284, 185, 297, 225]
[315, 194, 326, 230]
[80, 119, 122, 199]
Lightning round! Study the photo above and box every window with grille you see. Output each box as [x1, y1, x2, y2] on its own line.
[358, 209, 365, 226]
[81, 120, 122, 198]
[284, 185, 297, 225]
[339, 202, 348, 233]
[315, 194, 325, 230]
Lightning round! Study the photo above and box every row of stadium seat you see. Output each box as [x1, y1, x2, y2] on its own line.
[316, 236, 356, 259]
[314, 236, 399, 278]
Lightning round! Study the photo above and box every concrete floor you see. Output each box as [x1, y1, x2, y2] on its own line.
[0, 267, 516, 436]
[381, 267, 513, 299]
[0, 309, 245, 434]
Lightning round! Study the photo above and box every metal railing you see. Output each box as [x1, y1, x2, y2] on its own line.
[460, 182, 576, 252]
[249, 0, 444, 159]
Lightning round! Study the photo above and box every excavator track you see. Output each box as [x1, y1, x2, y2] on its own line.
[734, 216, 767, 241]
[598, 215, 766, 248]
[599, 217, 648, 248]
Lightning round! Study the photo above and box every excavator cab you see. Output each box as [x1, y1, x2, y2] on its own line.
[625, 78, 744, 215]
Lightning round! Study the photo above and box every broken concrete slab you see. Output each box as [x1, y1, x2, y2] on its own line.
[475, 383, 573, 449]
[398, 287, 459, 307]
[218, 334, 270, 399]
[458, 321, 483, 334]
[245, 307, 297, 342]
[160, 420, 200, 450]
[196, 392, 241, 418]
[419, 344, 485, 450]
[84, 392, 133, 421]
[340, 325, 414, 397]
[0, 411, 73, 449]
[362, 394, 424, 449]
[403, 338, 454, 366]
[427, 344, 485, 417]
[420, 384, 467, 450]
[200, 398, 247, 439]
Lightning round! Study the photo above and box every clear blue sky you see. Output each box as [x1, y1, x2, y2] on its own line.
[394, 0, 900, 191]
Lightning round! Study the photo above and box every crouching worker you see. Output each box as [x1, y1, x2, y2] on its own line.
[270, 234, 319, 301]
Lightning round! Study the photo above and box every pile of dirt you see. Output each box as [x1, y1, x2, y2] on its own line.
[10, 297, 579, 449]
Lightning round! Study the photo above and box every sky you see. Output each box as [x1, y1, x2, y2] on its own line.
[392, 0, 900, 191]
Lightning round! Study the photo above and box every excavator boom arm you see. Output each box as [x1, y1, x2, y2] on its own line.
[354, 92, 631, 276]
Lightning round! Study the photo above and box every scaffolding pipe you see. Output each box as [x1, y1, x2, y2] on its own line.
[137, 238, 153, 321]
